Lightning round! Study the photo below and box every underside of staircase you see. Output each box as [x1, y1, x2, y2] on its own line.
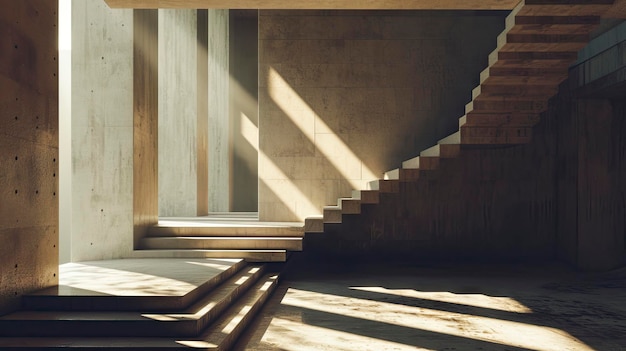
[304, 0, 622, 239]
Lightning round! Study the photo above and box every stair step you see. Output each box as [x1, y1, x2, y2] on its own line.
[367, 179, 399, 193]
[506, 32, 590, 43]
[131, 249, 289, 262]
[323, 206, 343, 224]
[0, 265, 266, 338]
[304, 216, 324, 233]
[193, 272, 280, 351]
[466, 98, 548, 114]
[21, 259, 246, 312]
[402, 155, 440, 170]
[140, 237, 302, 251]
[352, 189, 380, 204]
[514, 15, 601, 25]
[518, 3, 614, 17]
[0, 272, 281, 350]
[481, 64, 568, 81]
[338, 198, 361, 214]
[473, 83, 559, 98]
[460, 125, 533, 145]
[464, 111, 541, 127]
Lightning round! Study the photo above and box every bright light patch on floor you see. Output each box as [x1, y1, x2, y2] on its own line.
[260, 317, 430, 351]
[282, 288, 595, 351]
[268, 67, 378, 189]
[351, 286, 533, 313]
[60, 263, 196, 296]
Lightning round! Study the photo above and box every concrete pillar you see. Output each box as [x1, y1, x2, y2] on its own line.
[230, 11, 259, 212]
[158, 9, 198, 217]
[0, 0, 59, 314]
[133, 9, 159, 247]
[71, 0, 134, 261]
[208, 9, 230, 212]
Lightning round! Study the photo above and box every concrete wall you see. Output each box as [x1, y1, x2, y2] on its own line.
[0, 0, 58, 314]
[305, 24, 626, 270]
[208, 9, 230, 212]
[71, 0, 134, 261]
[258, 10, 505, 221]
[158, 9, 198, 217]
[230, 11, 259, 212]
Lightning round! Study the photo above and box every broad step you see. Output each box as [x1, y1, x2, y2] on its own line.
[0, 272, 281, 350]
[351, 189, 379, 204]
[140, 237, 302, 251]
[191, 272, 280, 351]
[131, 249, 289, 262]
[22, 259, 246, 312]
[304, 216, 324, 233]
[0, 265, 266, 338]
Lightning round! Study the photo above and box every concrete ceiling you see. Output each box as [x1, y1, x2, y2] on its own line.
[103, 0, 523, 10]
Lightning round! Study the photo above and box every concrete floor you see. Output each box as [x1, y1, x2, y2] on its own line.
[236, 261, 626, 351]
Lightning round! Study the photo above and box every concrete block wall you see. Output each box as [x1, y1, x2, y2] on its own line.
[158, 9, 198, 217]
[71, 0, 134, 261]
[0, 0, 58, 314]
[258, 10, 505, 221]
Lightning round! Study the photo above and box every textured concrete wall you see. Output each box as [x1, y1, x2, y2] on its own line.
[306, 32, 626, 270]
[258, 10, 505, 221]
[158, 9, 198, 217]
[0, 0, 59, 314]
[230, 11, 259, 212]
[208, 9, 230, 212]
[71, 0, 134, 261]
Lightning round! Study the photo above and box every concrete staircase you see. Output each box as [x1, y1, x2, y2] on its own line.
[136, 213, 304, 262]
[304, 0, 620, 235]
[0, 260, 281, 349]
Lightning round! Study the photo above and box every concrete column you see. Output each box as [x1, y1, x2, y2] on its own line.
[158, 9, 198, 217]
[133, 9, 159, 246]
[0, 0, 59, 314]
[208, 9, 230, 212]
[71, 0, 134, 261]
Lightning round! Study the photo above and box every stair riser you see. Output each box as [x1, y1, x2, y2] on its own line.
[514, 15, 600, 25]
[507, 33, 589, 43]
[147, 227, 303, 238]
[477, 84, 558, 97]
[461, 126, 533, 144]
[323, 209, 343, 224]
[464, 113, 541, 127]
[468, 99, 548, 113]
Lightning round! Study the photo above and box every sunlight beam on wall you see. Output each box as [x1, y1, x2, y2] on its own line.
[267, 67, 378, 189]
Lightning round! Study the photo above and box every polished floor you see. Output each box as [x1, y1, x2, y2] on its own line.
[236, 262, 626, 351]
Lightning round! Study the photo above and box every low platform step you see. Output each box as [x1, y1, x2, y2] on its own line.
[0, 265, 266, 338]
[140, 237, 302, 251]
[147, 223, 303, 238]
[21, 259, 246, 312]
[131, 249, 289, 262]
[0, 272, 281, 350]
